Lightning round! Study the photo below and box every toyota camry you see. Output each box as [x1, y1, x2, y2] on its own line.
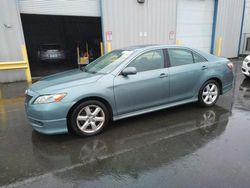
[25, 45, 234, 136]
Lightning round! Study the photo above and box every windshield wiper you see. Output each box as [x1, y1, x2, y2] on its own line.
[80, 66, 97, 74]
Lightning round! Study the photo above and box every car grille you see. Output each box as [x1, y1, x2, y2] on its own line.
[25, 94, 33, 104]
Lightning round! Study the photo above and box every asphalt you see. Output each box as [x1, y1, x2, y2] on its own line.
[0, 60, 250, 188]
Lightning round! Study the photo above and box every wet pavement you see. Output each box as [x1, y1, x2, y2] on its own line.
[0, 60, 250, 188]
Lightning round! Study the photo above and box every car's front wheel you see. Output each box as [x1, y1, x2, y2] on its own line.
[70, 100, 109, 136]
[198, 80, 220, 107]
[244, 74, 250, 78]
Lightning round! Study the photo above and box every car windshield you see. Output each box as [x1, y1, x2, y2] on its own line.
[84, 50, 134, 74]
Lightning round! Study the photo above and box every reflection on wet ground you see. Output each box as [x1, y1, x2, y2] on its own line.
[1, 61, 250, 188]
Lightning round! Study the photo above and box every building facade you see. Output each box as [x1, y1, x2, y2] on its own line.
[240, 0, 250, 55]
[0, 0, 247, 83]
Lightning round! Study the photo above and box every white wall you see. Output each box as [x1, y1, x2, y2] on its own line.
[240, 0, 250, 54]
[101, 0, 177, 51]
[176, 0, 214, 53]
[0, 0, 25, 61]
[0, 0, 26, 82]
[214, 0, 245, 58]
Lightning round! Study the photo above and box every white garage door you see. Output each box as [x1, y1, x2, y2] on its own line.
[176, 0, 215, 52]
[18, 0, 101, 17]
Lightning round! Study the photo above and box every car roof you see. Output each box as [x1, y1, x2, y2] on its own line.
[119, 44, 192, 51]
[118, 44, 223, 62]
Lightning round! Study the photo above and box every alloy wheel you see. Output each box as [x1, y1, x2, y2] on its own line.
[202, 83, 218, 105]
[76, 105, 105, 134]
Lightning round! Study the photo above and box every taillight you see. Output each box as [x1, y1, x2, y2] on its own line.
[227, 62, 234, 70]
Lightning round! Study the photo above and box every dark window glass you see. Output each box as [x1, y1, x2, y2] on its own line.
[193, 53, 207, 63]
[168, 49, 194, 67]
[128, 50, 164, 72]
[246, 37, 250, 51]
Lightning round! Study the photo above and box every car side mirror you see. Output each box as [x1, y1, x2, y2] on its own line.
[121, 67, 137, 76]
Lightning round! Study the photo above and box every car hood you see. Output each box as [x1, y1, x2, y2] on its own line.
[30, 69, 103, 94]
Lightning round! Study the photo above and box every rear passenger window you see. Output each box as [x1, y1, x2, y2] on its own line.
[193, 53, 207, 63]
[128, 50, 164, 72]
[168, 49, 194, 67]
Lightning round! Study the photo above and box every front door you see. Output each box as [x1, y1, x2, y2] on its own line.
[114, 50, 169, 115]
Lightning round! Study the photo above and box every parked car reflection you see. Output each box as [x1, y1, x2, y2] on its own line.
[37, 43, 66, 62]
[32, 104, 229, 180]
[238, 78, 250, 111]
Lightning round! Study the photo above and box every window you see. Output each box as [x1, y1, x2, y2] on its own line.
[128, 50, 164, 72]
[168, 49, 194, 67]
[246, 37, 250, 51]
[193, 53, 206, 63]
[84, 50, 133, 74]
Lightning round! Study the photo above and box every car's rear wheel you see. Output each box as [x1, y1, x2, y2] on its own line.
[70, 100, 109, 136]
[198, 80, 220, 107]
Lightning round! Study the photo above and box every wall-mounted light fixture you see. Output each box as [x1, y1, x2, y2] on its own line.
[137, 0, 145, 4]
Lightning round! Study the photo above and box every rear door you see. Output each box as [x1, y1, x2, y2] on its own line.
[167, 48, 208, 103]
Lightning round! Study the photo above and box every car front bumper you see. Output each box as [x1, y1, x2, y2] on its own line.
[25, 90, 72, 135]
[27, 116, 68, 135]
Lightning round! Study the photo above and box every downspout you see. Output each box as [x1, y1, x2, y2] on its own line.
[238, 0, 246, 56]
[210, 0, 219, 54]
[100, 0, 106, 54]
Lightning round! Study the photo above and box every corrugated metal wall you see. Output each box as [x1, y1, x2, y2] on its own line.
[101, 0, 177, 51]
[214, 0, 245, 58]
[240, 0, 250, 54]
[242, 0, 250, 34]
[0, 0, 25, 62]
[18, 0, 101, 17]
[0, 0, 26, 83]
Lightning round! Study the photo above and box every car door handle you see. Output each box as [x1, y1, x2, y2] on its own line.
[201, 66, 208, 70]
[159, 73, 168, 78]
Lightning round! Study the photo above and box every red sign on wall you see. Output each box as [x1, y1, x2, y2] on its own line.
[106, 31, 112, 41]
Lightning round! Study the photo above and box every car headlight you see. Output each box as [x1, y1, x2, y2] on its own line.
[33, 93, 67, 104]
[244, 58, 249, 63]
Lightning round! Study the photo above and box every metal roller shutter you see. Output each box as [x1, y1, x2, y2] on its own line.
[18, 0, 101, 17]
[176, 0, 214, 52]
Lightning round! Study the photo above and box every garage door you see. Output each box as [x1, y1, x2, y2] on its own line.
[176, 0, 214, 52]
[18, 0, 101, 17]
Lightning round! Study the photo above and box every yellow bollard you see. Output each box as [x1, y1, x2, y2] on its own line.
[0, 88, 7, 123]
[76, 46, 80, 64]
[0, 88, 2, 100]
[216, 37, 222, 56]
[21, 45, 32, 83]
[176, 39, 181, 45]
[100, 42, 104, 56]
[107, 42, 112, 53]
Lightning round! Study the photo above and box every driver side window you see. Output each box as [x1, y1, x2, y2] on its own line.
[128, 50, 164, 72]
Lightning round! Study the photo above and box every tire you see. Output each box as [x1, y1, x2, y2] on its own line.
[244, 74, 250, 78]
[198, 80, 220, 107]
[69, 100, 110, 137]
